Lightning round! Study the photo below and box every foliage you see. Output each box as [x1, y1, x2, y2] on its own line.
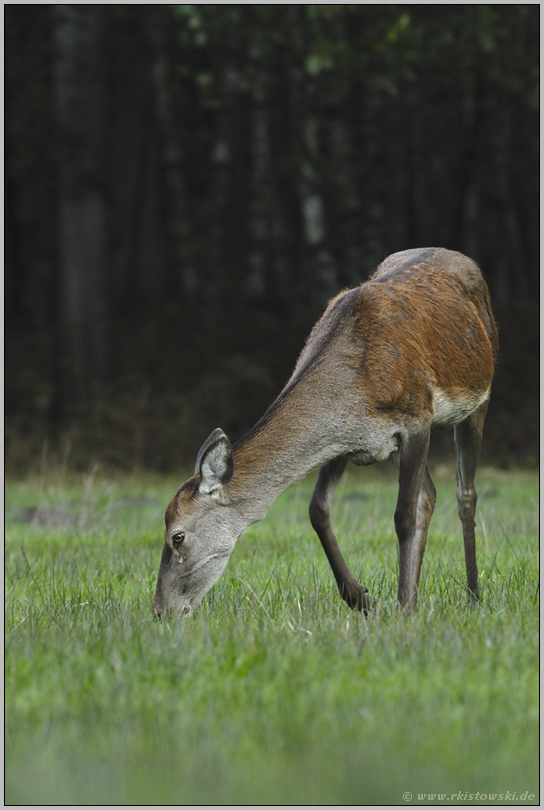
[5, 465, 539, 804]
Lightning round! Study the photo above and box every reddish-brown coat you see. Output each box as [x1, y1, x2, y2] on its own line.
[349, 253, 497, 419]
[277, 248, 496, 431]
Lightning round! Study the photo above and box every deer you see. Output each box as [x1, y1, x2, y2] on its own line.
[153, 247, 498, 618]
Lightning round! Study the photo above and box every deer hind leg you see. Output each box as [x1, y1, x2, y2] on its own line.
[410, 467, 437, 595]
[454, 400, 489, 602]
[309, 456, 371, 613]
[394, 426, 432, 611]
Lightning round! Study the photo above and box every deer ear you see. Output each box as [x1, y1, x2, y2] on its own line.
[196, 428, 234, 495]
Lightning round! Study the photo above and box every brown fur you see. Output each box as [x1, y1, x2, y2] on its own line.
[353, 260, 496, 417]
[289, 247, 496, 424]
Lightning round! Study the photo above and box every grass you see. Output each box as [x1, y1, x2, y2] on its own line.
[4, 462, 539, 805]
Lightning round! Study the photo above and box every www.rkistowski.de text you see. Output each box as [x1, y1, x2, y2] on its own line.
[403, 791, 536, 802]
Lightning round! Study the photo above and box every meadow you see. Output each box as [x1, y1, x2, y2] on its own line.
[4, 461, 539, 805]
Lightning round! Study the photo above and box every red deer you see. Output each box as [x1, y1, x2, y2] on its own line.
[153, 248, 498, 617]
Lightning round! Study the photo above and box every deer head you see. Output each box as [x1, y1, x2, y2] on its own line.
[153, 428, 239, 617]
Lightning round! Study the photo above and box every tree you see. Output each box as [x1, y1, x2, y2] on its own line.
[4, 4, 539, 469]
[53, 4, 109, 409]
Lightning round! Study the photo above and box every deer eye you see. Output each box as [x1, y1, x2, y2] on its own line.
[172, 532, 185, 548]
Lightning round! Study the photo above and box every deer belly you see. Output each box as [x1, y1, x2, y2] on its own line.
[432, 387, 489, 428]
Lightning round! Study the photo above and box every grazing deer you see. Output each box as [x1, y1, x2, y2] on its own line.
[153, 248, 498, 617]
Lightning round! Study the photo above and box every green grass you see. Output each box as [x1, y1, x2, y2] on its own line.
[5, 463, 539, 805]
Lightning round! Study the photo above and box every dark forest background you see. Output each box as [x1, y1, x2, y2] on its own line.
[5, 4, 539, 474]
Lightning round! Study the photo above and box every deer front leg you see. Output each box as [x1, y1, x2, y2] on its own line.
[454, 400, 488, 602]
[309, 456, 371, 613]
[395, 427, 431, 611]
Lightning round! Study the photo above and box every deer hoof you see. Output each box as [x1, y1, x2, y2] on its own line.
[361, 589, 374, 616]
[342, 583, 373, 615]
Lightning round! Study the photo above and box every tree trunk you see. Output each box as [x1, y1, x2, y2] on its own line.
[53, 4, 109, 410]
[151, 16, 196, 304]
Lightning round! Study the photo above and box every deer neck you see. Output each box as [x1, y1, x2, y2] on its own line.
[224, 379, 346, 526]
